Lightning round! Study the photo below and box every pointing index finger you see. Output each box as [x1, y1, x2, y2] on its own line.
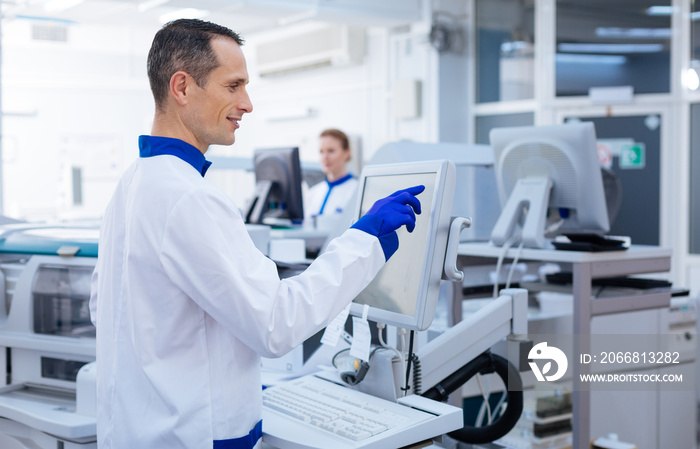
[394, 190, 422, 215]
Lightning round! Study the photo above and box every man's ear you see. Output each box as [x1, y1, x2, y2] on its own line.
[169, 71, 190, 106]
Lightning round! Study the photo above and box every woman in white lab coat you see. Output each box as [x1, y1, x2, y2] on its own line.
[89, 19, 423, 449]
[305, 128, 359, 218]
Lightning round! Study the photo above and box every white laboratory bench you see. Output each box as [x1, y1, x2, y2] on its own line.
[268, 227, 329, 253]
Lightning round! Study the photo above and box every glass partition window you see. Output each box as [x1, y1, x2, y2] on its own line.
[475, 0, 535, 103]
[691, 5, 700, 253]
[690, 104, 700, 253]
[556, 0, 671, 96]
[691, 0, 700, 91]
[475, 112, 535, 144]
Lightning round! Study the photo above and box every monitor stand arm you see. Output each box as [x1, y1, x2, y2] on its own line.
[245, 180, 273, 224]
[348, 289, 529, 402]
[415, 288, 529, 394]
[491, 176, 552, 248]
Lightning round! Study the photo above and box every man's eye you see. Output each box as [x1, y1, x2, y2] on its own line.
[229, 84, 238, 90]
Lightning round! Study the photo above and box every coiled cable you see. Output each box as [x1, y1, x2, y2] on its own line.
[422, 351, 523, 444]
[410, 354, 422, 395]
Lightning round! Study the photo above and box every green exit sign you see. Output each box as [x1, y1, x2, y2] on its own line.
[620, 143, 646, 169]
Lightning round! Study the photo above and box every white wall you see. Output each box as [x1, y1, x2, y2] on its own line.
[2, 19, 157, 221]
[2, 16, 438, 219]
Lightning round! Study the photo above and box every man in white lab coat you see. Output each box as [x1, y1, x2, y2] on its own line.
[89, 19, 423, 449]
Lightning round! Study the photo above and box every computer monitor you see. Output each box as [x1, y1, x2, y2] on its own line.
[349, 160, 456, 331]
[245, 147, 304, 225]
[489, 122, 610, 248]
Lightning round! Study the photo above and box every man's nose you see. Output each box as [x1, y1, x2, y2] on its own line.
[239, 90, 253, 113]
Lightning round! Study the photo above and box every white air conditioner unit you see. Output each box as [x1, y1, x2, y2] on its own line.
[256, 25, 365, 77]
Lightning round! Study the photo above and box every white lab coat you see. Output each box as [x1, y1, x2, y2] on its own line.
[90, 150, 384, 449]
[305, 175, 358, 218]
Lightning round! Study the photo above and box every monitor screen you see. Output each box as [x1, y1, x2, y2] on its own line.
[349, 160, 455, 331]
[490, 122, 609, 248]
[245, 147, 304, 225]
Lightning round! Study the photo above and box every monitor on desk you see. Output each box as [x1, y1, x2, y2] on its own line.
[349, 160, 456, 331]
[490, 122, 610, 249]
[245, 147, 304, 226]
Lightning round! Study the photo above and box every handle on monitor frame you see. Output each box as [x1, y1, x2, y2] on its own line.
[443, 217, 472, 282]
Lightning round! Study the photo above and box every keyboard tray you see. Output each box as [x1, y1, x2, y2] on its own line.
[262, 374, 463, 449]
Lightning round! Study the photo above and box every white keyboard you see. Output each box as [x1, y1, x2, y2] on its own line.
[262, 374, 463, 449]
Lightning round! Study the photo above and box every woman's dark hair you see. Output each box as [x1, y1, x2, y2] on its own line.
[147, 19, 244, 109]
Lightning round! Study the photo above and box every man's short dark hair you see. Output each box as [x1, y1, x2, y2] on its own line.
[147, 19, 244, 109]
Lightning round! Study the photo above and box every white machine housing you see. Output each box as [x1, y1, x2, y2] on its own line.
[0, 225, 98, 448]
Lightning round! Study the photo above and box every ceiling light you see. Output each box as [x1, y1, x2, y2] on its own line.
[159, 8, 209, 24]
[138, 0, 169, 13]
[595, 27, 671, 39]
[684, 68, 700, 91]
[44, 0, 85, 12]
[501, 41, 532, 53]
[15, 14, 76, 24]
[558, 43, 664, 54]
[556, 54, 627, 65]
[646, 6, 673, 16]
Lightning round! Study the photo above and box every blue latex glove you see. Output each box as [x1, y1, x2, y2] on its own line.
[351, 185, 425, 260]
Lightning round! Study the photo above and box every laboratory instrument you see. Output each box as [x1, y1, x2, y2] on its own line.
[262, 160, 529, 448]
[0, 224, 98, 448]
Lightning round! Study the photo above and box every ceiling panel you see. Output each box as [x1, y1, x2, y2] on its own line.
[0, 0, 298, 34]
